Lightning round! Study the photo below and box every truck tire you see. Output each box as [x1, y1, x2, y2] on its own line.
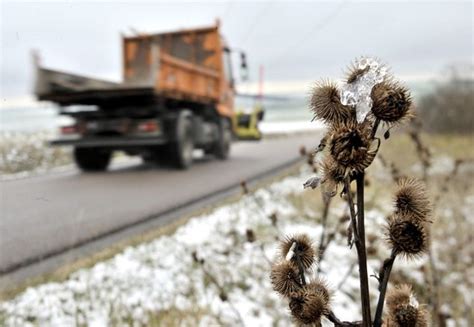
[74, 147, 112, 172]
[213, 118, 231, 160]
[169, 111, 194, 169]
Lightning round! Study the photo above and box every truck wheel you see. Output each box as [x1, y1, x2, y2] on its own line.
[214, 118, 232, 160]
[74, 147, 112, 172]
[169, 111, 194, 169]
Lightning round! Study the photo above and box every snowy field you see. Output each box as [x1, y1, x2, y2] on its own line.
[0, 131, 72, 178]
[0, 165, 375, 326]
[1, 137, 473, 326]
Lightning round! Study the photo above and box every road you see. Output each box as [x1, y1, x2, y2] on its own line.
[0, 133, 321, 282]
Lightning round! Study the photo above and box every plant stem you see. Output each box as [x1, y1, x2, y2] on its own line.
[356, 172, 372, 327]
[326, 311, 363, 327]
[195, 253, 245, 327]
[370, 118, 381, 139]
[318, 196, 331, 249]
[296, 255, 306, 286]
[344, 177, 359, 244]
[336, 261, 357, 291]
[317, 195, 332, 273]
[373, 250, 397, 327]
[428, 243, 443, 327]
[344, 174, 371, 326]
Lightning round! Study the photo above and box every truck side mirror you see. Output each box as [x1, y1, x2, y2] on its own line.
[240, 52, 248, 81]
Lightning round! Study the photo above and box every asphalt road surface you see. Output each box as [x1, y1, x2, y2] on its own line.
[0, 133, 321, 280]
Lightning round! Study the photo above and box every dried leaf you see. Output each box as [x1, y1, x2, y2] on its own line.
[303, 176, 321, 189]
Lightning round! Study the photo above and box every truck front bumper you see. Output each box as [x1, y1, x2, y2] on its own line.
[50, 136, 167, 148]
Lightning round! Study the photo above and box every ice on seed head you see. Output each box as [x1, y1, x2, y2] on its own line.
[340, 57, 388, 123]
[409, 294, 419, 308]
[358, 57, 369, 69]
[285, 241, 297, 261]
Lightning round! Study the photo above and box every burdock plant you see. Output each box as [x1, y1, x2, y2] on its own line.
[270, 57, 432, 326]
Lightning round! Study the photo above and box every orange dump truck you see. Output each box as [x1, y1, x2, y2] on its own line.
[34, 22, 240, 170]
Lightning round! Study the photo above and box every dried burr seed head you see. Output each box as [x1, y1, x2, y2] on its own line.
[240, 180, 249, 194]
[387, 214, 429, 258]
[320, 154, 355, 198]
[329, 122, 376, 173]
[371, 81, 412, 123]
[390, 304, 419, 327]
[316, 135, 328, 153]
[270, 261, 301, 297]
[322, 178, 338, 199]
[306, 278, 331, 304]
[386, 285, 428, 327]
[321, 155, 346, 185]
[387, 304, 428, 327]
[245, 228, 256, 243]
[310, 81, 354, 125]
[299, 145, 307, 156]
[394, 178, 431, 223]
[386, 284, 413, 310]
[415, 307, 429, 327]
[280, 234, 316, 270]
[289, 280, 330, 325]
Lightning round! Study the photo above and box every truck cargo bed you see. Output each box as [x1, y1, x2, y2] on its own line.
[34, 24, 228, 111]
[34, 66, 155, 106]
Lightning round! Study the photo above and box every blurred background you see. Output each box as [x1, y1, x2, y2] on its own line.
[0, 1, 473, 326]
[1, 0, 472, 133]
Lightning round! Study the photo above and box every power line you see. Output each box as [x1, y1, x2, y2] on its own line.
[220, 1, 234, 23]
[238, 1, 274, 46]
[266, 0, 348, 68]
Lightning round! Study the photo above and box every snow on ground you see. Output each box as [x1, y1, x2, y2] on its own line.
[0, 131, 72, 179]
[3, 153, 468, 326]
[259, 121, 324, 135]
[0, 166, 387, 326]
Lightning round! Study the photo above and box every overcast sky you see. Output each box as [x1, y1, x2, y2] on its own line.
[1, 0, 472, 99]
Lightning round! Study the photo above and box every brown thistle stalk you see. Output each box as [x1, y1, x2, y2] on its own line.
[408, 119, 431, 182]
[316, 195, 333, 272]
[271, 57, 433, 326]
[356, 172, 371, 327]
[191, 250, 245, 326]
[327, 311, 362, 327]
[373, 250, 396, 326]
[342, 170, 372, 327]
